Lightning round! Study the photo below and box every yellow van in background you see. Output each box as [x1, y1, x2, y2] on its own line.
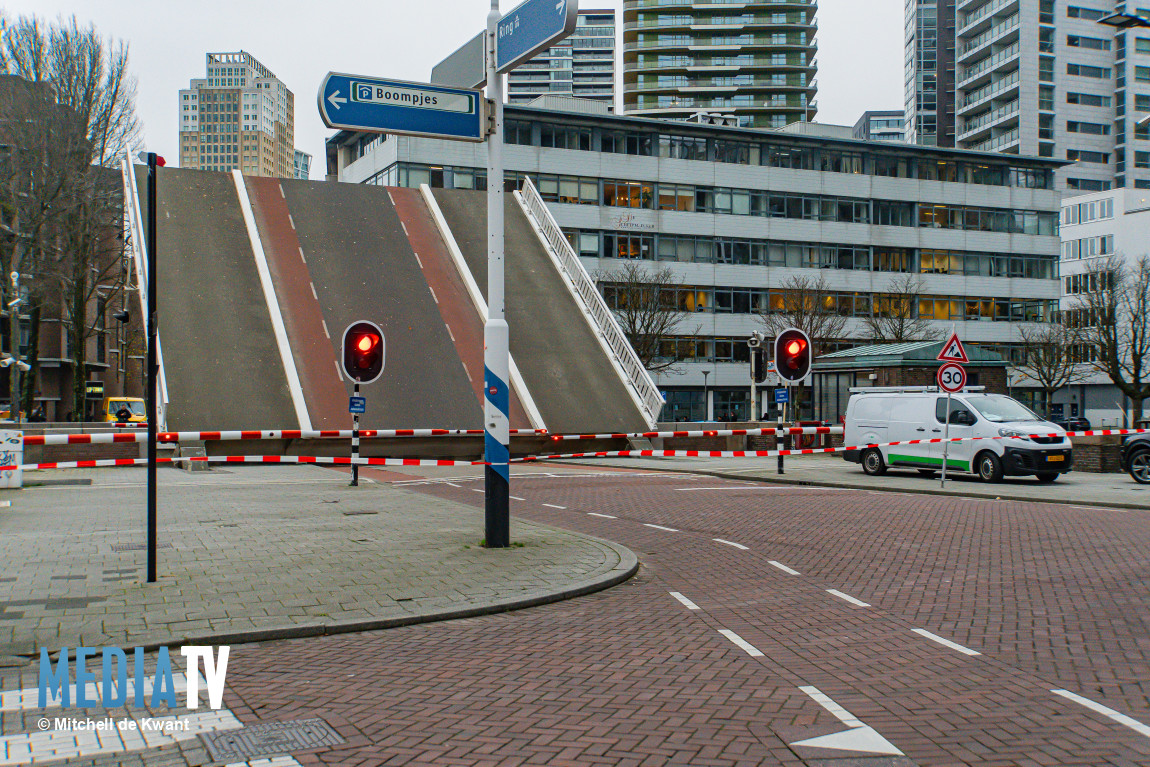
[102, 397, 146, 422]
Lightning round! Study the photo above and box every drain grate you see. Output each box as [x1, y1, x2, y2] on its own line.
[201, 718, 343, 761]
[111, 542, 173, 552]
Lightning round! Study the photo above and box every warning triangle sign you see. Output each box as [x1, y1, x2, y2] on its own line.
[937, 332, 969, 363]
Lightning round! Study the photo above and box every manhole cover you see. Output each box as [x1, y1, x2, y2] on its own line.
[110, 543, 173, 552]
[201, 718, 343, 761]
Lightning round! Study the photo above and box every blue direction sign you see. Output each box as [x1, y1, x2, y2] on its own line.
[318, 73, 486, 142]
[774, 389, 790, 404]
[349, 396, 367, 414]
[496, 0, 578, 73]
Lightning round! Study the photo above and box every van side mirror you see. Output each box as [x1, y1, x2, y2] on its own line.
[953, 411, 975, 426]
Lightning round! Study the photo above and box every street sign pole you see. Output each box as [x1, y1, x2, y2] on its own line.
[941, 391, 951, 489]
[351, 382, 361, 487]
[484, 0, 511, 549]
[145, 152, 159, 585]
[750, 352, 758, 423]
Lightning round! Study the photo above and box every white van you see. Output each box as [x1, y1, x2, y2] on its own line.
[843, 387, 1072, 483]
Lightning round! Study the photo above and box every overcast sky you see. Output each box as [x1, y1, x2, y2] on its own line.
[2, 0, 905, 177]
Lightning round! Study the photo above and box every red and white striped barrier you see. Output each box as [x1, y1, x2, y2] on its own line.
[22, 455, 485, 471]
[23, 428, 548, 446]
[547, 426, 843, 441]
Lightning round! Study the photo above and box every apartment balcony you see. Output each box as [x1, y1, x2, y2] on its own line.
[957, 69, 1020, 115]
[631, 76, 816, 93]
[957, 100, 1020, 143]
[957, 41, 1020, 89]
[957, 14, 1020, 64]
[628, 0, 815, 11]
[957, 0, 1020, 38]
[964, 126, 1020, 153]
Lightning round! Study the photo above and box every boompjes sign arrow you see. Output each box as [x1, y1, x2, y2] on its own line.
[317, 73, 486, 142]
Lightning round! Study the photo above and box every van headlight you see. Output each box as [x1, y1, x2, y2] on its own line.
[998, 428, 1030, 441]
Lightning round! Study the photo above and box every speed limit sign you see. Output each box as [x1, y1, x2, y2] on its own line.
[937, 362, 967, 393]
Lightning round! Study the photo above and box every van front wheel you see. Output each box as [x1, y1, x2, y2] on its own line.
[1035, 472, 1059, 484]
[976, 452, 1003, 483]
[861, 448, 887, 476]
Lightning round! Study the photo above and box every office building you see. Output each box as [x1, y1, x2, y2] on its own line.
[853, 110, 908, 142]
[326, 101, 1062, 421]
[905, 0, 958, 147]
[294, 150, 312, 180]
[910, 1, 1150, 191]
[622, 0, 818, 129]
[179, 51, 296, 178]
[507, 9, 616, 109]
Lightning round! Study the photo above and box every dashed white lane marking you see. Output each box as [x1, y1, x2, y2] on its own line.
[669, 591, 700, 610]
[321, 319, 330, 339]
[718, 629, 763, 657]
[793, 686, 905, 756]
[509, 495, 525, 501]
[401, 220, 410, 237]
[827, 589, 870, 608]
[298, 246, 306, 264]
[309, 283, 318, 300]
[471, 488, 484, 493]
[333, 360, 344, 382]
[713, 538, 749, 550]
[278, 184, 285, 198]
[769, 560, 801, 576]
[446, 325, 456, 342]
[413, 252, 422, 268]
[643, 523, 678, 532]
[428, 286, 439, 304]
[464, 366, 474, 383]
[542, 503, 566, 509]
[1052, 688, 1150, 739]
[912, 628, 981, 656]
[444, 482, 461, 488]
[287, 213, 295, 230]
[387, 190, 396, 205]
[588, 512, 616, 519]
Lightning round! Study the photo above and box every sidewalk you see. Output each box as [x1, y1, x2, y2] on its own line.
[564, 454, 1149, 510]
[0, 465, 636, 660]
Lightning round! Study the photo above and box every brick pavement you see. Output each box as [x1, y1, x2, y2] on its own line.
[0, 465, 635, 658]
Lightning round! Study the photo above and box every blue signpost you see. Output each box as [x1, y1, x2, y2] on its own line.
[496, 0, 579, 73]
[348, 397, 366, 414]
[774, 389, 790, 404]
[317, 73, 486, 142]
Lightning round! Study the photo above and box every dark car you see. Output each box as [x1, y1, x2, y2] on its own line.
[1121, 432, 1150, 484]
[1055, 417, 1091, 433]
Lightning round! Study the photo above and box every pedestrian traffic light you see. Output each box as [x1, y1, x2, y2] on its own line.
[341, 320, 386, 384]
[774, 328, 811, 384]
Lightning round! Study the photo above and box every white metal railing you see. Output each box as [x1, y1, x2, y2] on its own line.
[120, 150, 170, 429]
[958, 41, 1020, 86]
[517, 177, 664, 427]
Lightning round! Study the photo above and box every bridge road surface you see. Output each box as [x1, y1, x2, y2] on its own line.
[433, 189, 650, 435]
[280, 180, 482, 429]
[208, 472, 1150, 766]
[148, 167, 297, 431]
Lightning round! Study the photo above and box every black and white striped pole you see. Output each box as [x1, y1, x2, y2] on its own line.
[341, 321, 384, 487]
[350, 381, 361, 487]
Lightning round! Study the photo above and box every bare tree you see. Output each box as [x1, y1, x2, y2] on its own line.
[1070, 254, 1150, 425]
[863, 274, 938, 343]
[597, 260, 701, 373]
[1013, 322, 1091, 418]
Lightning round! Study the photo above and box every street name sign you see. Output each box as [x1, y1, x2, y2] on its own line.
[318, 73, 486, 142]
[432, 32, 486, 90]
[496, 0, 579, 73]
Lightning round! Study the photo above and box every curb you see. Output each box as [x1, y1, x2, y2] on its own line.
[16, 537, 639, 658]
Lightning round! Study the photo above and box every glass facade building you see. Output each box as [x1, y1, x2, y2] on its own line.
[507, 10, 616, 109]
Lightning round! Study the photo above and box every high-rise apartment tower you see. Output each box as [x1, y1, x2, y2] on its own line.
[622, 0, 818, 129]
[179, 51, 296, 178]
[507, 9, 616, 109]
[904, 0, 957, 146]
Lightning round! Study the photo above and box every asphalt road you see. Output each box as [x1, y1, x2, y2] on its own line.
[212, 471, 1150, 766]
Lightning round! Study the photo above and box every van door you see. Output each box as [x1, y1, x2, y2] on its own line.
[931, 396, 976, 473]
[885, 396, 936, 468]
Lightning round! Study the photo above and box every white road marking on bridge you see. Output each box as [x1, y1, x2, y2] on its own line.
[669, 591, 700, 610]
[463, 366, 473, 383]
[413, 252, 422, 268]
[298, 246, 306, 264]
[912, 628, 981, 656]
[542, 503, 566, 509]
[472, 488, 484, 493]
[278, 184, 285, 198]
[827, 589, 870, 608]
[713, 538, 749, 550]
[321, 319, 330, 339]
[428, 286, 439, 304]
[444, 482, 461, 488]
[769, 561, 801, 576]
[718, 629, 763, 657]
[1052, 688, 1150, 739]
[288, 214, 295, 230]
[333, 360, 344, 382]
[387, 190, 396, 205]
[588, 513, 616, 519]
[309, 283, 318, 300]
[643, 523, 678, 532]
[401, 221, 410, 237]
[509, 495, 525, 501]
[792, 686, 905, 756]
[445, 325, 456, 342]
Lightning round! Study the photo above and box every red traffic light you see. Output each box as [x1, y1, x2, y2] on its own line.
[786, 339, 805, 356]
[774, 328, 812, 384]
[341, 321, 386, 384]
[355, 334, 377, 354]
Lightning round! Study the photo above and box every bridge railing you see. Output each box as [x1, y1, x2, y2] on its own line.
[517, 177, 663, 427]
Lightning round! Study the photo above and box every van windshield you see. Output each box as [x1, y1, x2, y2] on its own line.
[111, 401, 145, 416]
[965, 395, 1041, 423]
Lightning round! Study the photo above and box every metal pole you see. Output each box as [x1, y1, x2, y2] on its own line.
[350, 381, 360, 487]
[777, 389, 786, 475]
[484, 0, 510, 549]
[146, 153, 158, 584]
[750, 353, 758, 422]
[702, 370, 709, 422]
[940, 391, 951, 489]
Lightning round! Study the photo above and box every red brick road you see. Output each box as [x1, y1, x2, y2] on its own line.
[220, 474, 1150, 766]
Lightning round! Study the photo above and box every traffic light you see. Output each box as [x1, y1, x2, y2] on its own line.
[341, 320, 386, 384]
[752, 349, 768, 383]
[774, 328, 811, 384]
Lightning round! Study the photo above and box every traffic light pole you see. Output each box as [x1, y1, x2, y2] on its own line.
[350, 381, 360, 487]
[483, 0, 510, 549]
[777, 388, 785, 475]
[145, 153, 158, 584]
[749, 353, 758, 422]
